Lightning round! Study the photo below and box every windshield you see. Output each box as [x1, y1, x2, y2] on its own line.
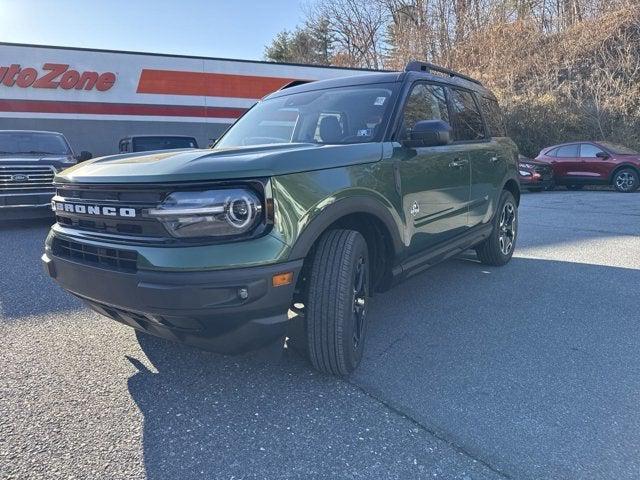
[216, 83, 398, 148]
[0, 132, 71, 155]
[132, 136, 198, 152]
[599, 142, 638, 155]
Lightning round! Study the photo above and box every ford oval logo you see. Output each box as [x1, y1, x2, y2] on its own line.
[11, 174, 28, 181]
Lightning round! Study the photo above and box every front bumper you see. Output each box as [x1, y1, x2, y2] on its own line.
[42, 251, 302, 353]
[0, 192, 54, 219]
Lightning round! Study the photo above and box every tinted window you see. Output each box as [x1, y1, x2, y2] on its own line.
[132, 137, 198, 152]
[216, 83, 398, 148]
[399, 83, 449, 140]
[579, 143, 605, 158]
[556, 144, 579, 157]
[546, 148, 558, 157]
[449, 88, 486, 141]
[0, 132, 71, 155]
[480, 97, 506, 137]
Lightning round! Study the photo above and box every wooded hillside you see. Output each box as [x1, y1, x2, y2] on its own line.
[265, 0, 640, 156]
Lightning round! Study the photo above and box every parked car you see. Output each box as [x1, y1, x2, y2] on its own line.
[43, 61, 520, 376]
[119, 135, 199, 153]
[535, 141, 639, 192]
[518, 154, 553, 192]
[0, 130, 91, 220]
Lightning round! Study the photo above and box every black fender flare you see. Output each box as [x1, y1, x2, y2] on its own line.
[608, 163, 640, 183]
[288, 196, 404, 260]
[501, 175, 521, 205]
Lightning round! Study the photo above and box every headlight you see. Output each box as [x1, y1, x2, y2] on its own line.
[146, 188, 263, 238]
[519, 169, 532, 176]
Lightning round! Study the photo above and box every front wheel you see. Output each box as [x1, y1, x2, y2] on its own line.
[305, 229, 369, 376]
[475, 190, 518, 266]
[612, 168, 639, 193]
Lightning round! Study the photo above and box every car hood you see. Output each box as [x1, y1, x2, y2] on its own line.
[0, 154, 75, 170]
[55, 143, 384, 184]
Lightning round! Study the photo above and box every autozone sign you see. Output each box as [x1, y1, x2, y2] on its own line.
[0, 63, 116, 91]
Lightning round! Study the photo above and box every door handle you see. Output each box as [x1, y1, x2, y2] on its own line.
[448, 158, 468, 169]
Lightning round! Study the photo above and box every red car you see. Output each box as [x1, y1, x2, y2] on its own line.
[535, 141, 639, 192]
[518, 155, 554, 192]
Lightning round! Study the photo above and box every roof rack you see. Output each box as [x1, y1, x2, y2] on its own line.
[279, 80, 312, 90]
[404, 61, 482, 86]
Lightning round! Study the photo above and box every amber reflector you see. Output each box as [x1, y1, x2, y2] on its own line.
[272, 272, 293, 287]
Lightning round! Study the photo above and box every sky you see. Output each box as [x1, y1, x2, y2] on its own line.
[0, 0, 304, 60]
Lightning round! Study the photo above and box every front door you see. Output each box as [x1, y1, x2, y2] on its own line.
[395, 82, 470, 255]
[578, 143, 614, 181]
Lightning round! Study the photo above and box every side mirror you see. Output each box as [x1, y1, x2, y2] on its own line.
[76, 151, 93, 162]
[404, 120, 452, 148]
[596, 151, 609, 159]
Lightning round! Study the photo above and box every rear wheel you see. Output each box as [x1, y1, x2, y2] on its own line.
[612, 168, 639, 193]
[475, 190, 517, 266]
[305, 229, 369, 376]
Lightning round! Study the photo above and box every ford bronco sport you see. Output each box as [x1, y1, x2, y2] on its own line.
[42, 62, 520, 376]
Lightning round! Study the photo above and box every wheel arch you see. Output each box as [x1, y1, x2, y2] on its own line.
[503, 178, 521, 205]
[289, 197, 403, 292]
[609, 163, 640, 183]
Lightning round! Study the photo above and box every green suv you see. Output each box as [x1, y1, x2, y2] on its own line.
[42, 62, 519, 376]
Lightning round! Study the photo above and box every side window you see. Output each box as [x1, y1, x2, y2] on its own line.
[480, 97, 506, 137]
[399, 83, 448, 140]
[449, 88, 486, 141]
[547, 148, 558, 157]
[556, 144, 579, 157]
[579, 143, 605, 157]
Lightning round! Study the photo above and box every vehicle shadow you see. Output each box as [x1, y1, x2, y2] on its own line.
[0, 217, 83, 320]
[127, 330, 481, 479]
[128, 253, 640, 479]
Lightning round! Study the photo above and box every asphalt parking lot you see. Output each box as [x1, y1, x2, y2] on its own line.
[1, 190, 639, 480]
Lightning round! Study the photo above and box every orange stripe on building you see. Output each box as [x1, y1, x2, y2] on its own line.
[136, 69, 297, 98]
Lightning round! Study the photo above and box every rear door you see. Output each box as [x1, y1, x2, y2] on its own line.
[450, 91, 506, 227]
[396, 82, 471, 255]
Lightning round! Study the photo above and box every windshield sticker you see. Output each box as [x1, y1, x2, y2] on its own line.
[374, 96, 386, 106]
[357, 128, 373, 137]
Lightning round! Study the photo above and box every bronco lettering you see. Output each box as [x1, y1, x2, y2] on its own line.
[52, 201, 136, 218]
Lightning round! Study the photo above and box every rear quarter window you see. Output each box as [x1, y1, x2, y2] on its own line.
[480, 97, 507, 137]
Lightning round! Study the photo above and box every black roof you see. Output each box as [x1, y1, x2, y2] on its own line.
[266, 68, 493, 100]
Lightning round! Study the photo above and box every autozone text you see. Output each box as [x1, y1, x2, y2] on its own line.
[0, 63, 116, 91]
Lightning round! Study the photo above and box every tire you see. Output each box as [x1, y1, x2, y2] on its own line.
[612, 168, 639, 193]
[475, 190, 518, 266]
[306, 229, 369, 376]
[566, 185, 584, 191]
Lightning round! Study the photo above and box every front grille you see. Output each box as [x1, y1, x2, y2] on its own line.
[0, 165, 55, 194]
[52, 237, 138, 272]
[54, 185, 168, 238]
